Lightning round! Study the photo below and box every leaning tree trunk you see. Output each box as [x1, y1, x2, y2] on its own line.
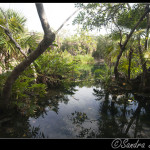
[114, 8, 150, 80]
[145, 4, 150, 51]
[138, 35, 147, 90]
[1, 4, 55, 109]
[128, 47, 133, 80]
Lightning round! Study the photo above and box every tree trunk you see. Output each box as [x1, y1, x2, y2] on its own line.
[138, 35, 147, 90]
[1, 4, 55, 109]
[125, 102, 141, 135]
[114, 48, 124, 80]
[128, 47, 133, 80]
[145, 5, 150, 51]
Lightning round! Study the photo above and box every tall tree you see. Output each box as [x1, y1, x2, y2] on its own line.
[1, 4, 55, 109]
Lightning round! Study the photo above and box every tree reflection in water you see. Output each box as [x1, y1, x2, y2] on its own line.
[0, 86, 77, 138]
[0, 109, 46, 138]
[68, 87, 150, 138]
[1, 64, 150, 138]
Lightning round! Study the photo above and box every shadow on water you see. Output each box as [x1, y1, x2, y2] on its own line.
[0, 86, 78, 138]
[69, 89, 150, 138]
[0, 109, 45, 138]
[1, 64, 150, 138]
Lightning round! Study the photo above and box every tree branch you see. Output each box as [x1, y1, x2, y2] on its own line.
[0, 8, 9, 29]
[112, 19, 123, 46]
[114, 7, 150, 80]
[126, 3, 131, 10]
[35, 3, 52, 35]
[145, 4, 150, 51]
[56, 8, 80, 34]
[122, 8, 150, 50]
[0, 9, 27, 58]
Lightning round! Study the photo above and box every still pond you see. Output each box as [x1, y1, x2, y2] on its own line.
[1, 64, 150, 138]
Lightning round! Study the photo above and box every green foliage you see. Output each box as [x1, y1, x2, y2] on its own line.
[0, 7, 42, 74]
[34, 45, 95, 88]
[8, 67, 46, 116]
[92, 35, 106, 59]
[92, 34, 116, 60]
[1, 3, 150, 119]
[117, 4, 146, 30]
[94, 64, 113, 87]
[19, 31, 42, 51]
[0, 8, 26, 34]
[118, 49, 143, 79]
[0, 67, 47, 116]
[35, 48, 80, 86]
[74, 54, 95, 64]
[73, 3, 150, 82]
[60, 28, 97, 55]
[12, 67, 46, 99]
[74, 64, 99, 88]
[0, 7, 27, 56]
[73, 3, 130, 30]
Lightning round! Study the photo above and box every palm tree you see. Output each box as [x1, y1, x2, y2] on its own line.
[0, 8, 42, 72]
[0, 7, 27, 70]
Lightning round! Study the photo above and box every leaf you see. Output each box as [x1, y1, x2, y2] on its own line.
[52, 43, 58, 47]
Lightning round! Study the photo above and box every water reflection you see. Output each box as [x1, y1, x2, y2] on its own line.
[0, 109, 45, 138]
[68, 88, 150, 138]
[1, 64, 150, 138]
[0, 86, 78, 138]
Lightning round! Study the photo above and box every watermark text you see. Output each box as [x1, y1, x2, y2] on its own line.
[111, 139, 146, 149]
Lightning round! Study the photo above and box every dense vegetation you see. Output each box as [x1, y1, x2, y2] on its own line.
[0, 5, 97, 113]
[0, 3, 150, 115]
[73, 3, 150, 92]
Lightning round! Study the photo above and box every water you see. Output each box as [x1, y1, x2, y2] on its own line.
[1, 64, 150, 138]
[29, 86, 100, 138]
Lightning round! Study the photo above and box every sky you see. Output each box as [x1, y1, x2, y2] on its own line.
[0, 3, 106, 36]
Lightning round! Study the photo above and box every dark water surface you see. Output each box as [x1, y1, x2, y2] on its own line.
[1, 64, 150, 138]
[29, 86, 101, 138]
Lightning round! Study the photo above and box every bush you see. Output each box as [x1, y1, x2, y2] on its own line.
[94, 63, 113, 88]
[74, 54, 95, 64]
[35, 48, 80, 87]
